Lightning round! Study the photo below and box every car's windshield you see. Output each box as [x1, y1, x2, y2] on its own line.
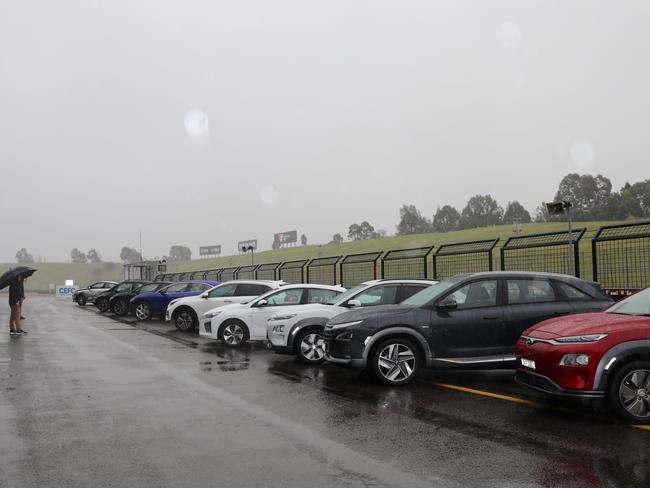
[328, 284, 367, 305]
[606, 288, 650, 316]
[400, 279, 461, 307]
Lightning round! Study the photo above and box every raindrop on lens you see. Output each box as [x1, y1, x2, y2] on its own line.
[184, 109, 209, 137]
[259, 185, 279, 206]
[570, 140, 595, 168]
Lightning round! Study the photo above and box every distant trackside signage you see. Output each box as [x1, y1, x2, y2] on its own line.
[199, 245, 222, 256]
[56, 285, 79, 298]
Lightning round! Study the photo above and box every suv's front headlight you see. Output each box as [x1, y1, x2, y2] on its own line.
[327, 320, 363, 330]
[203, 311, 222, 319]
[268, 313, 297, 322]
[554, 334, 607, 343]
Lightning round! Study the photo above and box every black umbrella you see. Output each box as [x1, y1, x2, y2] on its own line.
[0, 266, 37, 290]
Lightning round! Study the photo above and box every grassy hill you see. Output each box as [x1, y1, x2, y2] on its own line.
[0, 262, 124, 293]
[2, 220, 634, 293]
[168, 221, 625, 279]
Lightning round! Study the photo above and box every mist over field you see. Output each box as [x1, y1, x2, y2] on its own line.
[1, 1, 648, 262]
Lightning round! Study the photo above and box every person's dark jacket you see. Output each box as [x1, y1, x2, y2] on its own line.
[9, 281, 22, 305]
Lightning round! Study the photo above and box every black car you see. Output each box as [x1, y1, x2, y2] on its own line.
[324, 272, 613, 385]
[94, 280, 150, 313]
[109, 281, 172, 316]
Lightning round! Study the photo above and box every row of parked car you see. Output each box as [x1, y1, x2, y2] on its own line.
[72, 272, 650, 423]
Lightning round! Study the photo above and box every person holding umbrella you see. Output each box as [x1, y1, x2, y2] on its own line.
[0, 266, 36, 336]
[9, 276, 25, 335]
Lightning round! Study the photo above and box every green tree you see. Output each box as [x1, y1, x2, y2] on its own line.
[397, 204, 432, 235]
[503, 201, 532, 224]
[168, 245, 192, 262]
[622, 180, 650, 217]
[15, 248, 34, 264]
[70, 248, 87, 263]
[599, 192, 642, 220]
[347, 223, 361, 240]
[120, 247, 142, 263]
[553, 173, 612, 220]
[432, 205, 461, 232]
[87, 249, 102, 263]
[358, 221, 375, 239]
[300, 234, 307, 246]
[460, 195, 504, 228]
[329, 233, 344, 244]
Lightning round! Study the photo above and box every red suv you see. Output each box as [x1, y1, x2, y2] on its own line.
[516, 287, 650, 422]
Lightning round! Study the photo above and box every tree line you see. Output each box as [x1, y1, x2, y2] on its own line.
[324, 173, 649, 242]
[393, 173, 650, 236]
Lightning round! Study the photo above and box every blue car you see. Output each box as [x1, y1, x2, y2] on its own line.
[130, 280, 220, 321]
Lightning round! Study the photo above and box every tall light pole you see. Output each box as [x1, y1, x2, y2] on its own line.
[242, 245, 254, 266]
[545, 200, 574, 274]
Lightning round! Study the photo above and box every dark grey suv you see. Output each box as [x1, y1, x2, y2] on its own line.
[323, 272, 613, 385]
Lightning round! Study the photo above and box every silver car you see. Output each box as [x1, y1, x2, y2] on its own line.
[73, 281, 117, 306]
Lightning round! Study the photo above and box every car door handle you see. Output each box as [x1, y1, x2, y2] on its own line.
[482, 315, 499, 320]
[554, 311, 569, 316]
[223, 300, 232, 304]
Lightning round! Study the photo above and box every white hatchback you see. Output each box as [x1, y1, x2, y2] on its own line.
[267, 279, 436, 364]
[166, 280, 285, 331]
[198, 284, 345, 347]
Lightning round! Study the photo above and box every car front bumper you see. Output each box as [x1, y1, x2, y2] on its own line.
[515, 369, 605, 407]
[198, 318, 218, 339]
[267, 322, 291, 349]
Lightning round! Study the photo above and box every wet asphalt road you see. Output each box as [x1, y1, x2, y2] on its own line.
[1, 297, 649, 488]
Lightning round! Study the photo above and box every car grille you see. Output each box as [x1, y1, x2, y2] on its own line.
[516, 370, 556, 393]
[323, 327, 336, 341]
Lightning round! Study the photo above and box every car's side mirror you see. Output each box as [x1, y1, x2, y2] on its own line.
[435, 298, 458, 311]
[159, 290, 166, 295]
[256, 299, 268, 307]
[347, 299, 362, 308]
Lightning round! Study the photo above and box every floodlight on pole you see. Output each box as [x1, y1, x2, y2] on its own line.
[545, 200, 574, 274]
[242, 245, 255, 266]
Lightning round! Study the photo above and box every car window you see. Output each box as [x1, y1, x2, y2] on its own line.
[236, 284, 271, 296]
[187, 283, 209, 292]
[115, 283, 133, 292]
[165, 283, 190, 293]
[354, 285, 399, 306]
[448, 280, 498, 309]
[399, 285, 428, 303]
[507, 279, 555, 304]
[266, 288, 304, 305]
[556, 282, 591, 301]
[308, 288, 341, 304]
[139, 284, 159, 293]
[207, 283, 237, 298]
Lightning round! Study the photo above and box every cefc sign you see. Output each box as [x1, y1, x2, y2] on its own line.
[56, 285, 79, 298]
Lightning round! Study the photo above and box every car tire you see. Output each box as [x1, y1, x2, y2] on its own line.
[111, 298, 129, 316]
[173, 308, 198, 332]
[608, 361, 650, 423]
[95, 297, 109, 313]
[370, 337, 420, 386]
[76, 295, 87, 306]
[134, 302, 152, 321]
[219, 320, 248, 348]
[296, 328, 326, 364]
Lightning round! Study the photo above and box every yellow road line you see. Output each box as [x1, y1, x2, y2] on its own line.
[431, 381, 650, 432]
[432, 382, 539, 406]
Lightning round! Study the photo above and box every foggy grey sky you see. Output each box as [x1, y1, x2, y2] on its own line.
[1, 1, 649, 262]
